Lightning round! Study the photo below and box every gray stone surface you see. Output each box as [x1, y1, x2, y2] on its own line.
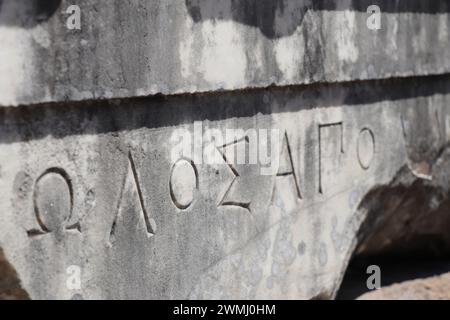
[0, 0, 450, 106]
[1, 0, 450, 300]
[0, 75, 450, 299]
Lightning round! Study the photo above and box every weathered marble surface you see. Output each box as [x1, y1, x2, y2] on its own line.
[0, 0, 450, 106]
[1, 0, 450, 300]
[0, 75, 450, 299]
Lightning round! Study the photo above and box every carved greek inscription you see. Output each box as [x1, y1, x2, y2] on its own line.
[217, 136, 251, 212]
[169, 158, 198, 210]
[24, 120, 377, 242]
[27, 168, 78, 237]
[318, 122, 344, 194]
[109, 152, 156, 243]
[276, 132, 301, 198]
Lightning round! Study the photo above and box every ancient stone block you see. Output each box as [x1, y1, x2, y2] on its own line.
[0, 0, 450, 300]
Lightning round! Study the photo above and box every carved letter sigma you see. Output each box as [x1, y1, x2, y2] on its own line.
[217, 137, 251, 212]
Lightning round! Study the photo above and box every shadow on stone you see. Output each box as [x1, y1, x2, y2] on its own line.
[1, 73, 450, 144]
[185, 0, 450, 39]
[338, 159, 450, 299]
[0, 247, 29, 300]
[0, 0, 61, 28]
[356, 169, 450, 258]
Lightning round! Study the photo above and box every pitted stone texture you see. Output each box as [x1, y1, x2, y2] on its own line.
[0, 76, 450, 299]
[1, 0, 450, 106]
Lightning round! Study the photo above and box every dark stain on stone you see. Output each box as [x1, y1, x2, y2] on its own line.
[185, 0, 450, 39]
[0, 0, 62, 28]
[0, 247, 30, 300]
[185, 0, 312, 39]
